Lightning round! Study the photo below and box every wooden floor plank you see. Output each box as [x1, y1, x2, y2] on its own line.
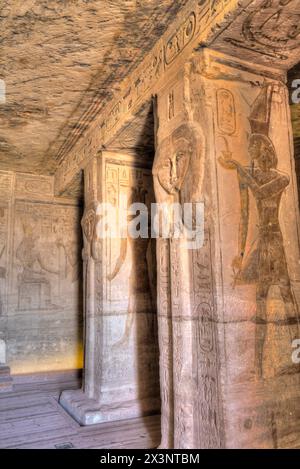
[0, 388, 160, 449]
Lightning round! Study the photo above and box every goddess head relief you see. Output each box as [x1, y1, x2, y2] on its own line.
[153, 122, 205, 205]
[82, 209, 96, 243]
[157, 142, 190, 197]
[152, 123, 205, 243]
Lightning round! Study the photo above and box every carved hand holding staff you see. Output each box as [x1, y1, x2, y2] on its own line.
[218, 84, 299, 379]
[218, 139, 249, 285]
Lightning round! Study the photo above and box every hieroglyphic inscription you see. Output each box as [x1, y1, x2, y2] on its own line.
[218, 84, 300, 379]
[217, 88, 236, 135]
[192, 224, 223, 448]
[55, 0, 245, 194]
[223, 0, 300, 61]
[15, 173, 53, 200]
[0, 170, 82, 373]
[157, 238, 173, 448]
[164, 11, 196, 66]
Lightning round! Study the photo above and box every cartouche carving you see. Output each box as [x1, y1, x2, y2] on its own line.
[219, 84, 300, 379]
[217, 88, 236, 135]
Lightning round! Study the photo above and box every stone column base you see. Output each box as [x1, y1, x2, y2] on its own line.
[60, 389, 160, 426]
[0, 366, 13, 393]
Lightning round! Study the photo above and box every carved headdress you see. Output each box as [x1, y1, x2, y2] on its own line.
[248, 83, 278, 168]
[248, 83, 274, 136]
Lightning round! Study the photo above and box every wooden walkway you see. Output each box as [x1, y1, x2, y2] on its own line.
[0, 377, 161, 449]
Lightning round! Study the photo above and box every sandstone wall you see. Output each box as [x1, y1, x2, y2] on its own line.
[0, 170, 83, 374]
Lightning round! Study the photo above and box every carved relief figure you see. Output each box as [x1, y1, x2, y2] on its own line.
[219, 132, 299, 378]
[0, 245, 5, 316]
[81, 206, 103, 262]
[153, 122, 205, 239]
[16, 222, 59, 310]
[107, 178, 155, 347]
[154, 123, 203, 202]
[56, 239, 80, 283]
[81, 205, 102, 338]
[153, 121, 206, 448]
[224, 0, 300, 60]
[242, 0, 300, 53]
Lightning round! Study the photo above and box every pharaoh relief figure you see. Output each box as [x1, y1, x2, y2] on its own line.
[107, 177, 156, 348]
[218, 84, 300, 379]
[152, 121, 205, 448]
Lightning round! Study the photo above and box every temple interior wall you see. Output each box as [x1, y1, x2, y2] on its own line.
[100, 154, 159, 405]
[0, 170, 83, 375]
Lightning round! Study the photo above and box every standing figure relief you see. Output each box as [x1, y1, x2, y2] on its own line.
[107, 179, 155, 347]
[219, 132, 300, 378]
[153, 121, 207, 448]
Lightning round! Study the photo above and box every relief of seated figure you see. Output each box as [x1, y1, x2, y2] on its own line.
[16, 223, 59, 310]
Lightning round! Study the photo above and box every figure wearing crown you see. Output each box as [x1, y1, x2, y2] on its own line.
[218, 84, 300, 379]
[16, 220, 59, 310]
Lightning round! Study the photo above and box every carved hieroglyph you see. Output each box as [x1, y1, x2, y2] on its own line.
[153, 78, 223, 448]
[0, 170, 82, 375]
[153, 48, 300, 448]
[54, 0, 300, 196]
[60, 152, 160, 425]
[213, 0, 300, 67]
[55, 0, 252, 194]
[218, 84, 300, 380]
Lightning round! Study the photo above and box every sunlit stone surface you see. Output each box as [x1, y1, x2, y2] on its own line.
[1, 0, 300, 449]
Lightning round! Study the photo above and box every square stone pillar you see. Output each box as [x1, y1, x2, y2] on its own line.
[0, 172, 13, 392]
[60, 152, 160, 424]
[0, 338, 13, 393]
[153, 48, 300, 448]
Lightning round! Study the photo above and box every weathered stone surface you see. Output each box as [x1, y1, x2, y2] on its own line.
[53, 0, 300, 196]
[288, 62, 300, 206]
[212, 0, 300, 70]
[0, 0, 188, 175]
[152, 48, 300, 448]
[0, 170, 83, 374]
[60, 151, 160, 425]
[54, 0, 248, 194]
[0, 339, 13, 392]
[1, 0, 300, 450]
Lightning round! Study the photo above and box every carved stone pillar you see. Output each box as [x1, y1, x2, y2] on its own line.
[153, 48, 300, 448]
[0, 172, 13, 392]
[0, 338, 13, 392]
[60, 152, 160, 424]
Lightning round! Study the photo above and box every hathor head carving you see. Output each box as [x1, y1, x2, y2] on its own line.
[153, 122, 205, 203]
